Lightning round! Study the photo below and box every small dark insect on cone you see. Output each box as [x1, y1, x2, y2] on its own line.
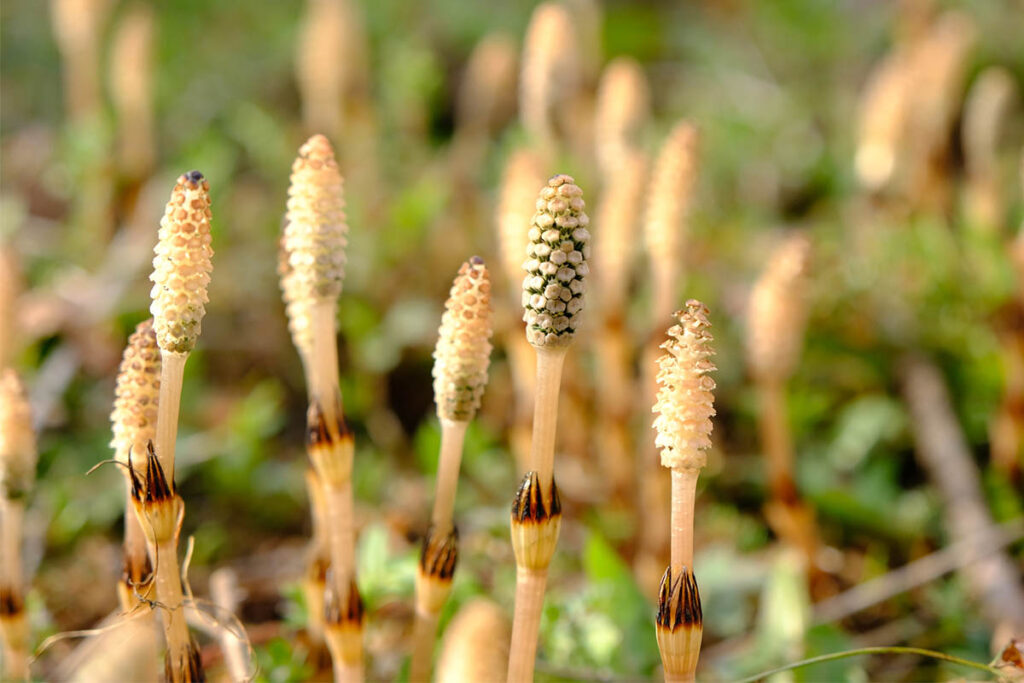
[510, 471, 562, 570]
[417, 526, 458, 614]
[656, 566, 703, 680]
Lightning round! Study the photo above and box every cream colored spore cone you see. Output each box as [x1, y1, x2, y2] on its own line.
[653, 300, 717, 471]
[149, 170, 213, 354]
[283, 134, 349, 302]
[433, 257, 494, 422]
[110, 319, 160, 468]
[521, 174, 591, 348]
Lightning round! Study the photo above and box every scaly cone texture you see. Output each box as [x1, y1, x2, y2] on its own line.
[110, 319, 161, 469]
[436, 598, 511, 683]
[653, 301, 717, 472]
[0, 370, 35, 502]
[149, 171, 213, 355]
[283, 134, 349, 302]
[746, 234, 812, 383]
[278, 239, 315, 370]
[645, 122, 699, 321]
[519, 2, 578, 146]
[110, 320, 160, 608]
[433, 258, 494, 422]
[521, 175, 591, 348]
[594, 58, 650, 178]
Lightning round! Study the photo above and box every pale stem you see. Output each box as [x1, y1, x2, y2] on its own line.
[759, 377, 793, 500]
[409, 610, 440, 683]
[121, 480, 150, 606]
[530, 345, 567, 499]
[155, 351, 188, 480]
[506, 568, 548, 683]
[324, 482, 355, 588]
[334, 662, 362, 683]
[0, 498, 24, 592]
[665, 671, 694, 683]
[670, 468, 700, 575]
[153, 537, 192, 683]
[431, 419, 469, 530]
[209, 569, 250, 683]
[311, 298, 342, 421]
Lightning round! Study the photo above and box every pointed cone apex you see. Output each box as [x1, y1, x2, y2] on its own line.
[149, 171, 213, 354]
[0, 369, 36, 500]
[521, 174, 591, 348]
[656, 566, 703, 679]
[510, 471, 562, 570]
[110, 319, 161, 469]
[283, 134, 349, 302]
[653, 300, 716, 471]
[433, 257, 494, 421]
[416, 526, 459, 614]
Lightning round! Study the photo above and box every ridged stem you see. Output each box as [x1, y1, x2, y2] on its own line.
[506, 568, 548, 683]
[154, 536, 191, 683]
[311, 299, 342, 421]
[155, 351, 188, 480]
[324, 483, 355, 591]
[670, 468, 699, 575]
[409, 610, 440, 683]
[431, 419, 468, 530]
[530, 346, 567, 502]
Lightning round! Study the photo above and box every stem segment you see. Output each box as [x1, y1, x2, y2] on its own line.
[530, 346, 567, 499]
[155, 351, 188, 479]
[670, 468, 699, 574]
[431, 420, 468, 530]
[154, 536, 192, 683]
[507, 568, 548, 683]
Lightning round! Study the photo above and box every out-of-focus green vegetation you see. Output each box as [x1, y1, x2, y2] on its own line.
[1, 0, 1023, 680]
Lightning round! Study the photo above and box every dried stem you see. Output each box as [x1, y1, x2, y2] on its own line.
[210, 568, 250, 682]
[507, 568, 548, 683]
[155, 352, 188, 480]
[670, 468, 699, 574]
[154, 536, 193, 683]
[530, 346, 567, 498]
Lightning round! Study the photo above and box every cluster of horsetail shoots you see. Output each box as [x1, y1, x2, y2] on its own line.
[652, 300, 716, 682]
[508, 174, 590, 683]
[410, 257, 494, 681]
[109, 318, 160, 611]
[0, 369, 36, 681]
[636, 122, 700, 594]
[279, 134, 364, 681]
[137, 169, 213, 682]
